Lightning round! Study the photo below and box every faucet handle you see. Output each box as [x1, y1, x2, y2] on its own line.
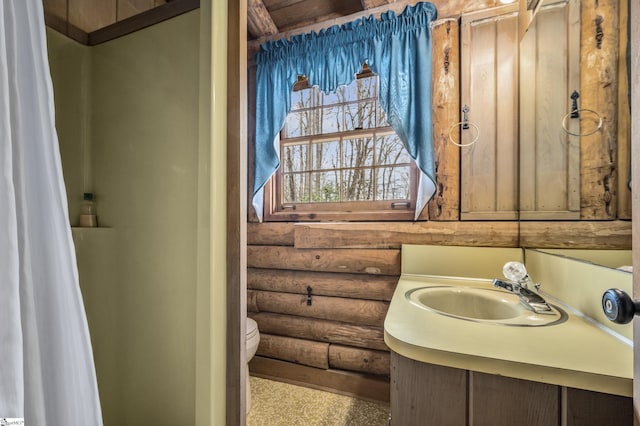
[503, 261, 529, 284]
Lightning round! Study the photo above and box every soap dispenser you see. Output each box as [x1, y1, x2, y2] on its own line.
[79, 192, 98, 227]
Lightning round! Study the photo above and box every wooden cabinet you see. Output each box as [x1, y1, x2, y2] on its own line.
[390, 351, 632, 426]
[470, 372, 559, 425]
[519, 0, 581, 220]
[390, 355, 467, 425]
[460, 4, 520, 220]
[460, 1, 582, 221]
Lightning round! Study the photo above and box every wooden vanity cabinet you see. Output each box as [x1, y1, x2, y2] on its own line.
[390, 352, 632, 426]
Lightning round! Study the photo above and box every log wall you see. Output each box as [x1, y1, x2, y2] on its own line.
[247, 0, 632, 403]
[247, 228, 398, 401]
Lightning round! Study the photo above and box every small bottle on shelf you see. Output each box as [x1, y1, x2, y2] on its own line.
[79, 192, 98, 227]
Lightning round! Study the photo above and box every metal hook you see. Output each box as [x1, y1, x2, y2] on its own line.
[570, 91, 580, 118]
[306, 286, 312, 306]
[462, 105, 470, 130]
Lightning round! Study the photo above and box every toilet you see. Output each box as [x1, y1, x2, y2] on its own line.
[246, 317, 260, 414]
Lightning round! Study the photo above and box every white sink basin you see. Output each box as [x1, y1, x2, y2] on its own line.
[406, 286, 566, 326]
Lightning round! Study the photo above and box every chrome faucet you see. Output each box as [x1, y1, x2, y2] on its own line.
[493, 262, 554, 315]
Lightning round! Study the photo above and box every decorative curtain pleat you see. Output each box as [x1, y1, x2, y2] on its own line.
[0, 0, 103, 424]
[253, 2, 438, 220]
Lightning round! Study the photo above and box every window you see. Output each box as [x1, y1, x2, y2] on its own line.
[264, 66, 417, 221]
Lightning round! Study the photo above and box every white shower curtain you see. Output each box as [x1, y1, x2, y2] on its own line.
[0, 1, 103, 424]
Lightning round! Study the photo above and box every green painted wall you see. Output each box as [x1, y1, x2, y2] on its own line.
[48, 10, 202, 426]
[46, 29, 91, 225]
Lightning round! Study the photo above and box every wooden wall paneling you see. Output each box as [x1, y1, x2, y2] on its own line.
[249, 312, 388, 351]
[248, 289, 389, 326]
[519, 12, 536, 215]
[460, 5, 519, 220]
[580, 0, 619, 219]
[69, 0, 117, 33]
[519, 13, 536, 215]
[460, 12, 497, 218]
[329, 344, 390, 376]
[390, 352, 467, 425]
[427, 19, 460, 221]
[247, 268, 397, 301]
[45, 0, 197, 46]
[257, 333, 330, 369]
[470, 372, 559, 426]
[617, 0, 632, 219]
[536, 3, 573, 215]
[250, 356, 391, 402]
[520, 0, 581, 220]
[246, 245, 401, 274]
[563, 387, 632, 425]
[567, 0, 582, 216]
[432, 0, 499, 18]
[117, 0, 157, 21]
[361, 0, 393, 9]
[266, 0, 363, 32]
[228, 0, 248, 422]
[494, 10, 519, 215]
[518, 220, 632, 249]
[247, 222, 295, 245]
[44, 0, 89, 45]
[87, 0, 200, 46]
[43, 0, 68, 21]
[293, 221, 520, 249]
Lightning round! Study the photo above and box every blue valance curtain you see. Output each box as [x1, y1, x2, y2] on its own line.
[253, 2, 438, 221]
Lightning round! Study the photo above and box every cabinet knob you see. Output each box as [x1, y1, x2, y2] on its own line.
[602, 289, 640, 324]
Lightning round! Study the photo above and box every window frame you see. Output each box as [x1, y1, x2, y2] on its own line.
[261, 68, 419, 222]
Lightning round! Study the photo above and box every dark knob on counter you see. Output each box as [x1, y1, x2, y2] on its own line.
[602, 289, 640, 324]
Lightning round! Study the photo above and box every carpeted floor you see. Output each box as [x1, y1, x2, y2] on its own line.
[247, 376, 390, 426]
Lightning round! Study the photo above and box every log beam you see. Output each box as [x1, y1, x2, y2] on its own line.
[250, 356, 390, 402]
[247, 0, 279, 39]
[580, 0, 619, 219]
[329, 344, 390, 376]
[248, 289, 389, 326]
[247, 222, 295, 246]
[361, 0, 394, 10]
[248, 268, 397, 301]
[247, 245, 401, 275]
[426, 18, 460, 220]
[250, 312, 388, 351]
[519, 220, 631, 249]
[257, 333, 329, 369]
[293, 221, 518, 249]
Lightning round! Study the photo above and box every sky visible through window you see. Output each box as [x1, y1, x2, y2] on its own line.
[280, 74, 412, 205]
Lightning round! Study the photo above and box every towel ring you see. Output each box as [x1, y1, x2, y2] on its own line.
[561, 108, 603, 137]
[448, 122, 480, 147]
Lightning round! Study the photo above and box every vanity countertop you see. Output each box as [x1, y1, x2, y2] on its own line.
[384, 246, 633, 397]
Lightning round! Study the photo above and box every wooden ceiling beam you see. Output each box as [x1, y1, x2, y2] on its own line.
[361, 0, 394, 10]
[249, 0, 497, 52]
[248, 0, 279, 38]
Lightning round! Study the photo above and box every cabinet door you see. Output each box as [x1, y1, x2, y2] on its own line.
[470, 372, 559, 426]
[564, 387, 632, 426]
[460, 5, 520, 220]
[519, 0, 581, 220]
[391, 352, 467, 425]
